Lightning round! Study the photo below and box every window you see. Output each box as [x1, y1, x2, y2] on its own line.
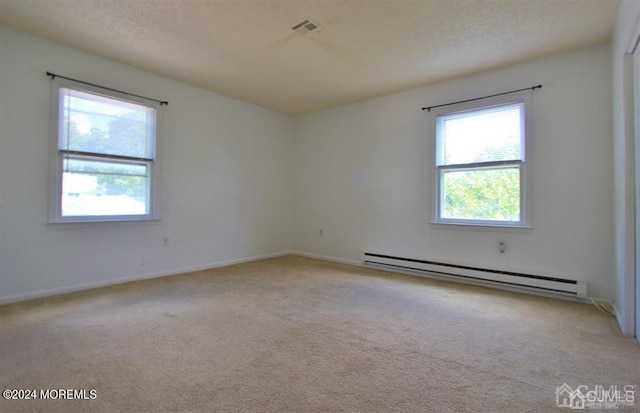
[50, 80, 159, 222]
[433, 95, 530, 227]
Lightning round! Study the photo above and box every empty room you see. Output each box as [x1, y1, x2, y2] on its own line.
[1, 0, 640, 411]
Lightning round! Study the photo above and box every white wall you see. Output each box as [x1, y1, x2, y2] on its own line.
[0, 24, 618, 307]
[0, 26, 293, 303]
[612, 0, 640, 336]
[293, 44, 615, 300]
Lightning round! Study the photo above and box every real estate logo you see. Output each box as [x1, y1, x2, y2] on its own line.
[556, 383, 635, 410]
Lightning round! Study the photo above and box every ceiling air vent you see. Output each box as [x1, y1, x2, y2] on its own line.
[291, 19, 321, 36]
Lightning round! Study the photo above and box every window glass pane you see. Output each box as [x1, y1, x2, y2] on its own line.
[61, 158, 149, 217]
[59, 88, 155, 159]
[441, 167, 520, 222]
[438, 103, 522, 165]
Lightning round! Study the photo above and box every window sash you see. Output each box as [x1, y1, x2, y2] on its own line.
[436, 102, 524, 167]
[59, 153, 152, 218]
[437, 163, 522, 225]
[58, 87, 156, 160]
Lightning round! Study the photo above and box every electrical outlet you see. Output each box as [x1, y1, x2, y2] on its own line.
[498, 241, 506, 254]
[319, 229, 323, 236]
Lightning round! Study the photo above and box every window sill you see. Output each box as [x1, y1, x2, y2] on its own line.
[430, 221, 533, 233]
[47, 218, 161, 229]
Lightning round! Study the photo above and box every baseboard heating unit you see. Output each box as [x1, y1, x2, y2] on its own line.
[362, 252, 587, 299]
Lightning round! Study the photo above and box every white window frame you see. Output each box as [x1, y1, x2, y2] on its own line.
[49, 78, 160, 223]
[431, 92, 532, 228]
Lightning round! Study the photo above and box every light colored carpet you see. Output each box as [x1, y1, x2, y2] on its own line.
[1, 255, 639, 412]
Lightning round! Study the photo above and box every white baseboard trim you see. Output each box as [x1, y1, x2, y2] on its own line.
[0, 251, 290, 305]
[289, 251, 362, 267]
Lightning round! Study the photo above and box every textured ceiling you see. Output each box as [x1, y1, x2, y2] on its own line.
[0, 0, 618, 115]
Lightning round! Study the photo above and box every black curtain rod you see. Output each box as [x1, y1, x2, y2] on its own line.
[46, 71, 168, 106]
[422, 84, 542, 112]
